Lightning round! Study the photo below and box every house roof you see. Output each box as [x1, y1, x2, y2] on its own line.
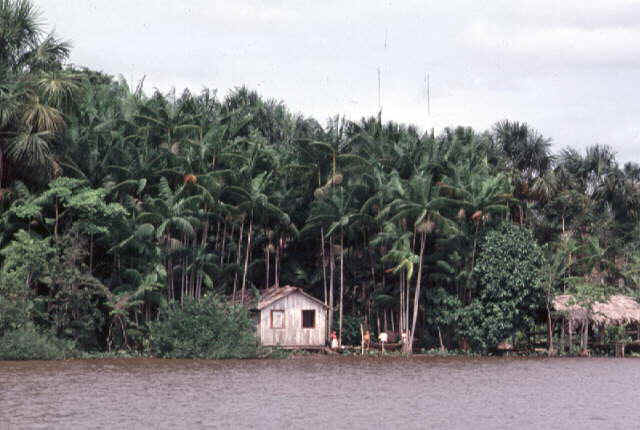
[256, 285, 328, 310]
[553, 294, 640, 325]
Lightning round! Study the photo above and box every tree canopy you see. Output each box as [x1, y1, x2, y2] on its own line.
[2, 0, 640, 358]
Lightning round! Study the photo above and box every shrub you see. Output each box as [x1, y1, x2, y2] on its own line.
[460, 222, 545, 351]
[149, 295, 260, 359]
[333, 313, 363, 345]
[0, 326, 77, 360]
[0, 296, 31, 336]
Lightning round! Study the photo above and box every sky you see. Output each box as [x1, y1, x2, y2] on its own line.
[37, 0, 640, 162]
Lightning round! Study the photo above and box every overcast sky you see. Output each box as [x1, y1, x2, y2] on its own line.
[37, 0, 640, 162]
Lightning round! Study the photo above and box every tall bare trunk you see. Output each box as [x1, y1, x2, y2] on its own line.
[560, 318, 566, 354]
[321, 228, 328, 305]
[404, 270, 409, 336]
[399, 271, 404, 333]
[167, 232, 174, 302]
[219, 221, 226, 265]
[224, 223, 233, 265]
[339, 231, 344, 347]
[275, 241, 280, 288]
[88, 233, 93, 273]
[581, 321, 589, 351]
[265, 246, 270, 289]
[328, 235, 335, 337]
[180, 233, 186, 305]
[546, 301, 554, 355]
[407, 231, 426, 354]
[241, 218, 253, 304]
[568, 319, 573, 353]
[233, 222, 244, 300]
[54, 198, 59, 241]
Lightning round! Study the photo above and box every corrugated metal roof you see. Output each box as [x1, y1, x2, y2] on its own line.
[257, 285, 328, 310]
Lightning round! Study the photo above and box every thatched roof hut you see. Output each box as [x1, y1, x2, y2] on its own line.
[553, 294, 640, 325]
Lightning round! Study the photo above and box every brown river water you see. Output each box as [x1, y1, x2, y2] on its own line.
[0, 356, 639, 429]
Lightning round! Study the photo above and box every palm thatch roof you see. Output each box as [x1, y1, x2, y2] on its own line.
[553, 294, 640, 325]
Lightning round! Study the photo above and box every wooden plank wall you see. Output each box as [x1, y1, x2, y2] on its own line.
[259, 293, 327, 346]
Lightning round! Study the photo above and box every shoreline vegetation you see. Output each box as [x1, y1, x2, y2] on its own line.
[3, 0, 640, 360]
[4, 347, 640, 364]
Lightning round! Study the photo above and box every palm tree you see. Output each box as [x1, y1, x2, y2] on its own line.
[139, 177, 198, 302]
[226, 171, 290, 303]
[437, 161, 512, 300]
[0, 0, 79, 185]
[492, 120, 552, 224]
[310, 186, 361, 346]
[387, 173, 453, 353]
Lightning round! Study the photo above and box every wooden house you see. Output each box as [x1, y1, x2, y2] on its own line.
[254, 286, 328, 348]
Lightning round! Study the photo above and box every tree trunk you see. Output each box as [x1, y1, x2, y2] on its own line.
[399, 271, 404, 333]
[225, 224, 234, 265]
[404, 270, 409, 339]
[407, 231, 426, 354]
[265, 245, 270, 289]
[581, 321, 589, 351]
[546, 301, 554, 355]
[328, 235, 335, 337]
[219, 221, 226, 265]
[321, 228, 328, 305]
[339, 231, 344, 347]
[275, 241, 280, 288]
[546, 312, 554, 355]
[568, 319, 573, 354]
[241, 218, 253, 304]
[167, 232, 174, 302]
[54, 198, 59, 241]
[233, 222, 244, 301]
[560, 318, 565, 354]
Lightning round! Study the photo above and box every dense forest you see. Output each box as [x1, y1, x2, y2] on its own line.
[2, 0, 640, 358]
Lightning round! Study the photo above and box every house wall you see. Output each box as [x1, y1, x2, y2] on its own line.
[259, 293, 327, 347]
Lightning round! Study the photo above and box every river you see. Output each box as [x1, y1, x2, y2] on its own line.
[0, 356, 638, 429]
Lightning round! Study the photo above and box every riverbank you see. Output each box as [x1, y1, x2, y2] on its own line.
[3, 345, 637, 363]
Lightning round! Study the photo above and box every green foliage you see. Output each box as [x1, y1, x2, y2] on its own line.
[4, 0, 640, 358]
[0, 229, 55, 294]
[461, 222, 545, 351]
[424, 287, 462, 341]
[603, 325, 630, 344]
[333, 313, 363, 345]
[149, 295, 260, 359]
[566, 282, 608, 310]
[0, 296, 31, 335]
[0, 326, 77, 360]
[0, 230, 107, 350]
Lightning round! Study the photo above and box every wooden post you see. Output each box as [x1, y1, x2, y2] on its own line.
[581, 321, 588, 353]
[437, 326, 445, 352]
[560, 318, 565, 354]
[360, 323, 364, 355]
[546, 312, 554, 355]
[568, 319, 573, 354]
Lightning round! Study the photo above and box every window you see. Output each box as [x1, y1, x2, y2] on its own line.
[302, 310, 315, 328]
[271, 310, 284, 329]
